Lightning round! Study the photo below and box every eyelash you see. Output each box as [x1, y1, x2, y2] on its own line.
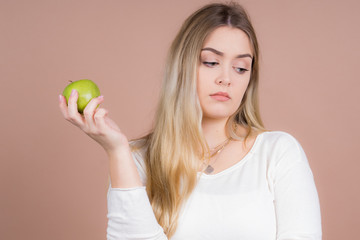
[202, 61, 249, 74]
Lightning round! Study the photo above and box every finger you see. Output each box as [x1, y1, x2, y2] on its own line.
[67, 89, 85, 127]
[58, 94, 69, 119]
[83, 95, 104, 132]
[94, 108, 109, 133]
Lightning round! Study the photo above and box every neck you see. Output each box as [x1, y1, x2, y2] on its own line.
[201, 117, 229, 149]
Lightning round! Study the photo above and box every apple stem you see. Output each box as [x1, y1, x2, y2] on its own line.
[68, 80, 73, 83]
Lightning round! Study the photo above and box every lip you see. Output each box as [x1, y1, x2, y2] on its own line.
[210, 91, 230, 98]
[210, 95, 230, 101]
[210, 92, 231, 101]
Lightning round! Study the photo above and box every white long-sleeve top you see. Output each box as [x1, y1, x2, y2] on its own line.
[107, 131, 322, 239]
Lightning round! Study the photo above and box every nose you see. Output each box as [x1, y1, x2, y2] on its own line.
[216, 68, 231, 87]
[216, 79, 231, 86]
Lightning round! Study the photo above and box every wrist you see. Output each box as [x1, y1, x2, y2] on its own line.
[106, 144, 131, 158]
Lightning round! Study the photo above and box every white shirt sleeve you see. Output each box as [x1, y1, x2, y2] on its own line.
[272, 134, 322, 239]
[106, 150, 168, 240]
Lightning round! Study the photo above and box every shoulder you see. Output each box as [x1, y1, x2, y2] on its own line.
[260, 130, 303, 151]
[260, 131, 316, 186]
[258, 130, 308, 165]
[129, 138, 147, 154]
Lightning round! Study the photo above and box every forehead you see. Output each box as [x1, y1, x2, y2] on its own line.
[202, 26, 252, 55]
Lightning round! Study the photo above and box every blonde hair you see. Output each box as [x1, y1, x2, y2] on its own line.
[126, 2, 266, 238]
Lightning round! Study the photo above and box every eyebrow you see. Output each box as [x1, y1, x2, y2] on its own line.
[201, 47, 253, 59]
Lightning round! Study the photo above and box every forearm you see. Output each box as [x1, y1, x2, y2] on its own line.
[107, 146, 143, 188]
[106, 147, 168, 240]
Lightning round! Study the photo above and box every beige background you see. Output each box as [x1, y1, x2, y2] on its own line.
[1, 0, 359, 239]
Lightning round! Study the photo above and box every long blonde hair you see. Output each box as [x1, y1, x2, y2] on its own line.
[127, 2, 266, 238]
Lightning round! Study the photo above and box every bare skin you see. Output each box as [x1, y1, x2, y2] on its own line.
[58, 90, 142, 188]
[58, 26, 259, 182]
[199, 127, 259, 175]
[58, 90, 129, 153]
[197, 26, 258, 174]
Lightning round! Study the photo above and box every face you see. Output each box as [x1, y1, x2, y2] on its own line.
[197, 26, 253, 120]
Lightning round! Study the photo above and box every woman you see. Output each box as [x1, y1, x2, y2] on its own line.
[59, 2, 322, 239]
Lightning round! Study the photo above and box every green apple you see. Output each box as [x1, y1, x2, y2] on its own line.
[62, 79, 101, 114]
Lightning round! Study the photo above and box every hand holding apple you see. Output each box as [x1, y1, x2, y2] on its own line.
[58, 80, 130, 153]
[62, 79, 101, 114]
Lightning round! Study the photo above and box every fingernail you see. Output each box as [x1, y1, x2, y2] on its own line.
[71, 89, 76, 96]
[98, 95, 104, 99]
[59, 94, 62, 103]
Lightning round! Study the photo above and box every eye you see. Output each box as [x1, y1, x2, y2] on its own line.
[203, 61, 218, 67]
[202, 61, 249, 74]
[234, 67, 249, 74]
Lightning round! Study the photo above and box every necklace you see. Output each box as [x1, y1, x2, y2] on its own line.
[203, 138, 232, 174]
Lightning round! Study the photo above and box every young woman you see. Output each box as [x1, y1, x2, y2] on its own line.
[59, 2, 322, 239]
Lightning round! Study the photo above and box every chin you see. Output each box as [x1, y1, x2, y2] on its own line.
[202, 106, 237, 118]
[202, 112, 232, 120]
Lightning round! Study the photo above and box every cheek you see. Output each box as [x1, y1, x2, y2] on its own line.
[196, 68, 211, 97]
[232, 80, 250, 104]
